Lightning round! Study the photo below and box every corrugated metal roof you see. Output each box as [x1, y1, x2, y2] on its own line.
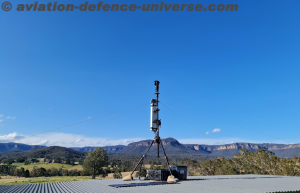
[0, 175, 299, 193]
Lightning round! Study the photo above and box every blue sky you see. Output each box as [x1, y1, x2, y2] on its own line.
[0, 0, 299, 147]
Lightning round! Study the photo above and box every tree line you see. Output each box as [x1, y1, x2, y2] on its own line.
[185, 148, 300, 176]
[0, 165, 96, 178]
[1, 157, 84, 165]
[0, 148, 121, 179]
[3, 147, 299, 179]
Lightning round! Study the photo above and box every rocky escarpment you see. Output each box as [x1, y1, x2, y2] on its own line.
[119, 138, 206, 155]
[101, 145, 126, 153]
[185, 143, 265, 152]
[183, 143, 300, 157]
[71, 145, 126, 153]
[127, 138, 182, 147]
[0, 143, 46, 153]
[100, 139, 300, 158]
[72, 139, 300, 158]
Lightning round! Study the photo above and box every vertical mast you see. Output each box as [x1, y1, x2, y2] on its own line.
[150, 80, 161, 133]
[155, 80, 160, 135]
[154, 81, 160, 157]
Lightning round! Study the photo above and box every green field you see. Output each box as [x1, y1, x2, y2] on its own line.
[11, 163, 83, 171]
[10, 163, 24, 167]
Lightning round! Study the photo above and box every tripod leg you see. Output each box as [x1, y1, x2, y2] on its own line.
[139, 160, 142, 180]
[159, 140, 172, 175]
[130, 139, 154, 176]
[157, 142, 159, 158]
[128, 140, 155, 177]
[159, 141, 179, 183]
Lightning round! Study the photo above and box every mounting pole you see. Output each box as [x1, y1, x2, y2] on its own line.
[154, 80, 160, 158]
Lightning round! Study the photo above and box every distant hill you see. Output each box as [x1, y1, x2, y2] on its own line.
[73, 138, 300, 158]
[2, 138, 300, 159]
[184, 143, 300, 157]
[70, 138, 207, 155]
[0, 146, 87, 161]
[118, 138, 208, 155]
[71, 145, 126, 153]
[0, 142, 45, 153]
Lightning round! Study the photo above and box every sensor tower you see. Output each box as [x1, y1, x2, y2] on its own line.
[122, 81, 178, 183]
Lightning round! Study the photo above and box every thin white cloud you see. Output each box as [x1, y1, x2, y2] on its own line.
[4, 132, 143, 147]
[87, 117, 91, 120]
[6, 117, 16, 120]
[34, 140, 49, 145]
[95, 139, 109, 146]
[119, 139, 134, 145]
[0, 132, 25, 142]
[75, 139, 84, 143]
[206, 131, 209, 135]
[28, 108, 31, 111]
[0, 114, 3, 118]
[0, 124, 3, 126]
[0, 120, 3, 122]
[212, 128, 221, 133]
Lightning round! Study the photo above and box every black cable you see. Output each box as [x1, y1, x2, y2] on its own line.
[13, 103, 149, 143]
[50, 105, 146, 146]
[162, 102, 290, 143]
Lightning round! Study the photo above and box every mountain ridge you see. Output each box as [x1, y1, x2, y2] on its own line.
[98, 138, 300, 157]
[1, 138, 300, 158]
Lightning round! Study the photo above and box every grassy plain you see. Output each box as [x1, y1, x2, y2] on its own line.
[0, 171, 138, 185]
[0, 162, 138, 185]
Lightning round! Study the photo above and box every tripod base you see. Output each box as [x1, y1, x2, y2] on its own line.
[122, 136, 178, 183]
[167, 175, 178, 183]
[123, 175, 133, 181]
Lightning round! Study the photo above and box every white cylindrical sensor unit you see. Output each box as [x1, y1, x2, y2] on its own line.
[150, 102, 158, 131]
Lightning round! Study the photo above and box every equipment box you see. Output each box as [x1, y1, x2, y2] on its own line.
[148, 165, 188, 181]
[148, 169, 170, 181]
[170, 165, 187, 180]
